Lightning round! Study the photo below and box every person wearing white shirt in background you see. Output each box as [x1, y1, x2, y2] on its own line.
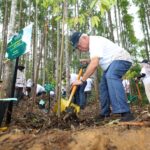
[15, 65, 26, 103]
[136, 60, 150, 103]
[70, 73, 87, 109]
[36, 84, 47, 111]
[26, 79, 33, 97]
[84, 78, 93, 103]
[122, 78, 130, 100]
[36, 84, 46, 96]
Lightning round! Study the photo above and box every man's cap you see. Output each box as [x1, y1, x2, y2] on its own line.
[141, 59, 149, 63]
[70, 32, 82, 48]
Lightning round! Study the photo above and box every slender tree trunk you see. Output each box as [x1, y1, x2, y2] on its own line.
[3, 0, 17, 98]
[117, 0, 123, 47]
[114, 5, 120, 45]
[56, 1, 67, 117]
[43, 20, 48, 84]
[145, 0, 150, 28]
[32, 1, 38, 105]
[0, 0, 8, 80]
[64, 1, 70, 99]
[107, 10, 114, 42]
[55, 21, 60, 105]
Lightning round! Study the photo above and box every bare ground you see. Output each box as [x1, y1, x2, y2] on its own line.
[0, 97, 150, 150]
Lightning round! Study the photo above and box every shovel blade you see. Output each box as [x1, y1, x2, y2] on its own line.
[53, 98, 80, 113]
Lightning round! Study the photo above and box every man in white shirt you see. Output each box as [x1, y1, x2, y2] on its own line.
[70, 32, 134, 122]
[15, 65, 26, 103]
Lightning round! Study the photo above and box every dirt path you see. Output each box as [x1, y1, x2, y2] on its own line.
[0, 125, 150, 150]
[0, 98, 150, 150]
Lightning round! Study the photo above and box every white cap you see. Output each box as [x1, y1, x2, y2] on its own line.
[50, 91, 55, 96]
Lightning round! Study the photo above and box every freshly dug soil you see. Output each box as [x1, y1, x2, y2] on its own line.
[0, 96, 150, 150]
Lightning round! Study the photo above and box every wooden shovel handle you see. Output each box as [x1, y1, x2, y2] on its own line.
[135, 82, 142, 101]
[67, 69, 83, 106]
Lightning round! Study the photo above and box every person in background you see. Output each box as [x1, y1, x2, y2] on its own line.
[26, 79, 33, 97]
[36, 84, 47, 111]
[70, 32, 134, 122]
[36, 84, 46, 96]
[122, 78, 130, 102]
[61, 79, 66, 97]
[15, 65, 26, 103]
[70, 73, 87, 109]
[84, 78, 93, 103]
[136, 60, 150, 103]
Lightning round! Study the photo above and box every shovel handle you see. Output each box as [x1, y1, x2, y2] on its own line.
[135, 82, 142, 100]
[67, 68, 83, 106]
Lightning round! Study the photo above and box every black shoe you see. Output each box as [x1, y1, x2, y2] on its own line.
[94, 115, 110, 123]
[120, 112, 135, 122]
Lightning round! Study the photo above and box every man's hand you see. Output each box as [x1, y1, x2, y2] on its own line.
[72, 79, 82, 86]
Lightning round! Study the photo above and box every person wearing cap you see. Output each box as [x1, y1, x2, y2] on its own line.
[15, 65, 26, 103]
[136, 60, 150, 103]
[70, 32, 134, 122]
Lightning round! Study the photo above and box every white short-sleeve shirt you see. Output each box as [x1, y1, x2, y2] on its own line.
[84, 78, 93, 92]
[70, 73, 78, 84]
[89, 36, 132, 70]
[140, 63, 150, 83]
[36, 84, 46, 94]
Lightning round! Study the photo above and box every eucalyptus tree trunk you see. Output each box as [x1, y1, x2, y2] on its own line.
[65, 33, 70, 99]
[139, 4, 150, 60]
[142, 3, 150, 51]
[0, 0, 9, 81]
[145, 0, 150, 28]
[32, 1, 38, 103]
[114, 5, 120, 45]
[4, 0, 17, 125]
[117, 0, 124, 47]
[42, 20, 48, 84]
[55, 21, 60, 105]
[25, 0, 32, 78]
[64, 1, 70, 99]
[141, 18, 149, 60]
[57, 1, 67, 117]
[107, 10, 114, 42]
[35, 32, 43, 88]
[18, 0, 23, 30]
[3, 0, 17, 98]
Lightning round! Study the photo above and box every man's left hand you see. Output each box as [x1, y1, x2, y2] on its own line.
[72, 80, 82, 86]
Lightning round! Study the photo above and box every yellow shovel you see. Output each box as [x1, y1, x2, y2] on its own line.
[53, 68, 83, 114]
[0, 127, 8, 132]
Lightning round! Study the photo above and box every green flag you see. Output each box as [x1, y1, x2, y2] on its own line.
[6, 24, 33, 60]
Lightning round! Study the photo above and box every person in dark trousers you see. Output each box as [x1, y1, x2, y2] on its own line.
[70, 73, 87, 109]
[70, 32, 134, 122]
[15, 65, 26, 104]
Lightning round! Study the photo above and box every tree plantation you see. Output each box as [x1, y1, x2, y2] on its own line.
[0, 0, 150, 149]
